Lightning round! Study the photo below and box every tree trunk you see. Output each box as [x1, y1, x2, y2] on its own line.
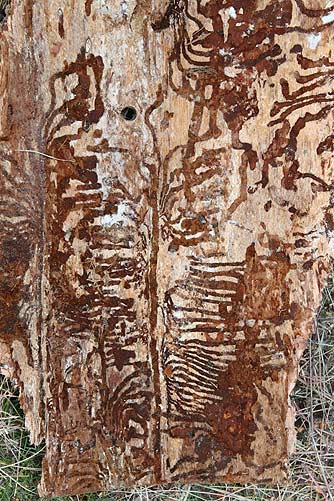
[1, 0, 333, 497]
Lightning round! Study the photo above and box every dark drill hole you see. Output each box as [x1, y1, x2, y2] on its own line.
[121, 106, 137, 121]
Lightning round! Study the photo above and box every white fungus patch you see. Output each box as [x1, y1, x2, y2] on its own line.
[121, 1, 128, 14]
[100, 202, 127, 227]
[174, 310, 184, 319]
[322, 11, 334, 24]
[307, 33, 321, 49]
[228, 7, 237, 19]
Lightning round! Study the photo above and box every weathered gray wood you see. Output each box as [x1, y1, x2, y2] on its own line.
[1, 0, 334, 497]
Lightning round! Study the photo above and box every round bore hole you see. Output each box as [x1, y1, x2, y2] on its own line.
[121, 106, 137, 121]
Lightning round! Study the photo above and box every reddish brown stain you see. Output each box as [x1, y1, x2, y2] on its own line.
[58, 10, 64, 38]
[85, 0, 93, 16]
[24, 0, 33, 37]
[2, 0, 334, 497]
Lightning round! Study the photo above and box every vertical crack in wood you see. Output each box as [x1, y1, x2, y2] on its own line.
[146, 90, 165, 483]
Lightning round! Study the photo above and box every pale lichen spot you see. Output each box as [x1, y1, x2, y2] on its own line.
[227, 7, 237, 19]
[307, 33, 321, 49]
[322, 11, 334, 24]
[100, 202, 127, 227]
[121, 1, 128, 15]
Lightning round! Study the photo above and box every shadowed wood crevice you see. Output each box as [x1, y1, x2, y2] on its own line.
[0, 0, 10, 23]
[0, 0, 334, 498]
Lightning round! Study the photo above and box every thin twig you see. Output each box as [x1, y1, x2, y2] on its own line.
[16, 149, 75, 163]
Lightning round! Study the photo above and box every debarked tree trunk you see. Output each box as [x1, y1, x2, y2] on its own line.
[1, 0, 334, 497]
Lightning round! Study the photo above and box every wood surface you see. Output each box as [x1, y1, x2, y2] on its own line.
[1, 0, 334, 497]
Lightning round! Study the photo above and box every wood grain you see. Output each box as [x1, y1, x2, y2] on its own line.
[1, 0, 334, 497]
